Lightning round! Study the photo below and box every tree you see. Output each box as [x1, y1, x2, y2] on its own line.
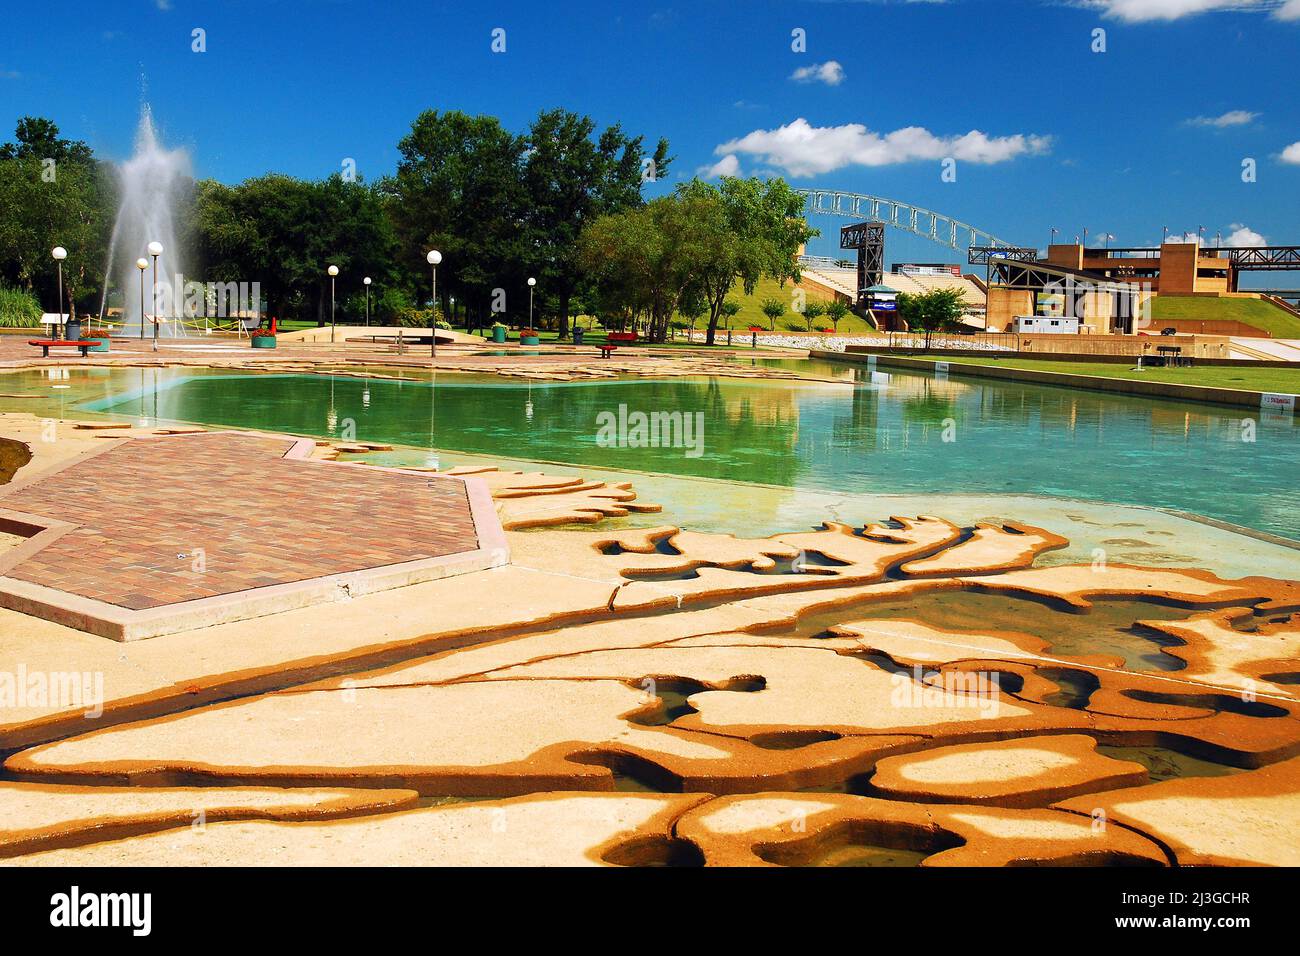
[760, 297, 785, 331]
[720, 299, 741, 330]
[193, 173, 394, 322]
[679, 293, 708, 341]
[896, 287, 965, 348]
[522, 109, 670, 339]
[675, 176, 818, 346]
[389, 111, 529, 327]
[580, 194, 708, 343]
[0, 117, 94, 164]
[801, 300, 825, 332]
[825, 299, 849, 332]
[0, 118, 113, 313]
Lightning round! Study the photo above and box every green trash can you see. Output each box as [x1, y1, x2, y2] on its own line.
[492, 326, 507, 343]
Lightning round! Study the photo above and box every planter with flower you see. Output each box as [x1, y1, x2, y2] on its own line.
[519, 327, 541, 346]
[251, 325, 277, 349]
[79, 329, 113, 353]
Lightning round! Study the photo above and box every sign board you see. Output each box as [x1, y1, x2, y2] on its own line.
[40, 313, 67, 327]
[1260, 392, 1296, 413]
[871, 300, 897, 312]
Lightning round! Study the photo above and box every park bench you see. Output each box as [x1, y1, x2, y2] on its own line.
[597, 344, 618, 358]
[1155, 345, 1185, 367]
[29, 339, 91, 358]
[606, 332, 638, 344]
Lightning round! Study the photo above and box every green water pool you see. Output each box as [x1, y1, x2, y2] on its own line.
[8, 359, 1300, 540]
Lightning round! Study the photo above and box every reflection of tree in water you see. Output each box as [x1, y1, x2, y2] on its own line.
[156, 373, 802, 484]
[900, 390, 956, 427]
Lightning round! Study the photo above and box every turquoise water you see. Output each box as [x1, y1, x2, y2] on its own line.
[10, 360, 1299, 539]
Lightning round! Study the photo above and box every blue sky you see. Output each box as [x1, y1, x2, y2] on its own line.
[2, 0, 1297, 278]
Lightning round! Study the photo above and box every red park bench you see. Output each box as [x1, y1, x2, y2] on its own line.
[606, 332, 638, 344]
[596, 344, 618, 358]
[29, 339, 92, 357]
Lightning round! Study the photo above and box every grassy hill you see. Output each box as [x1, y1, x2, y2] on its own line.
[1151, 295, 1300, 339]
[708, 275, 878, 334]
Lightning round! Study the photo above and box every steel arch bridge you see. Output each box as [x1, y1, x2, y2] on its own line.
[796, 189, 1020, 251]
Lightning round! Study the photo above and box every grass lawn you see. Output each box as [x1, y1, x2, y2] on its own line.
[1151, 295, 1300, 339]
[893, 354, 1300, 394]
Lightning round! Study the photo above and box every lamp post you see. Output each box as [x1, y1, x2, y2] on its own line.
[136, 258, 148, 340]
[527, 277, 536, 331]
[363, 276, 371, 328]
[51, 247, 67, 339]
[1049, 227, 1057, 251]
[148, 241, 163, 352]
[426, 250, 441, 359]
[327, 265, 339, 343]
[1162, 226, 1169, 245]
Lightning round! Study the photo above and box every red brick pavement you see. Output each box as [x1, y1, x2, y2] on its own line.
[2, 433, 479, 610]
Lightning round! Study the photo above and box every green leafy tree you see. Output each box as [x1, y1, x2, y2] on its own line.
[389, 110, 529, 326]
[720, 298, 741, 330]
[523, 109, 670, 339]
[800, 300, 825, 332]
[675, 176, 818, 345]
[760, 297, 785, 331]
[825, 299, 849, 332]
[896, 287, 965, 348]
[193, 173, 394, 323]
[0, 117, 113, 313]
[580, 194, 709, 343]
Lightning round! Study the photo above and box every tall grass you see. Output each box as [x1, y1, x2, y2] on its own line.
[0, 284, 42, 328]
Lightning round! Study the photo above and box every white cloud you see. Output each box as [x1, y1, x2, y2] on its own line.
[1164, 224, 1265, 246]
[714, 118, 1050, 177]
[1086, 0, 1299, 22]
[1225, 223, 1266, 245]
[1281, 141, 1300, 164]
[1186, 109, 1259, 127]
[790, 61, 846, 86]
[699, 154, 741, 178]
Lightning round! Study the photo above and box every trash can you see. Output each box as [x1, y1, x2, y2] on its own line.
[573, 328, 585, 345]
[492, 326, 507, 343]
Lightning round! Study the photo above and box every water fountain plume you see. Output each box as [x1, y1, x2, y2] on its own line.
[100, 106, 193, 337]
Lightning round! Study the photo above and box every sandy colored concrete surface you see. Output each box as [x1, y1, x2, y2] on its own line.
[675, 792, 1167, 867]
[899, 522, 1069, 577]
[0, 782, 417, 857]
[476, 644, 1080, 739]
[1139, 608, 1300, 698]
[0, 563, 618, 749]
[1, 407, 1297, 865]
[7, 792, 712, 867]
[1056, 756, 1300, 866]
[868, 735, 1149, 808]
[956, 563, 1300, 612]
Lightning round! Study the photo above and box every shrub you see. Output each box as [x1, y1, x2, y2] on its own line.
[397, 307, 448, 329]
[0, 284, 42, 328]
